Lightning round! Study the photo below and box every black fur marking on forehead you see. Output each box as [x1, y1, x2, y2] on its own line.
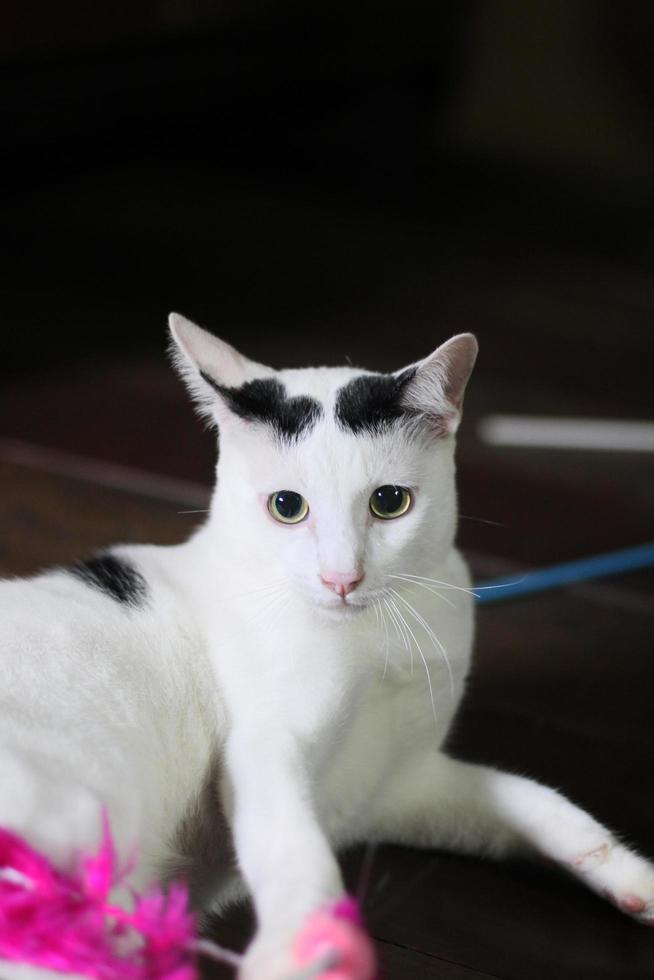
[200, 372, 322, 440]
[334, 367, 417, 433]
[68, 553, 147, 607]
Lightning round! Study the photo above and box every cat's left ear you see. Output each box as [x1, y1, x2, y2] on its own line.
[399, 333, 478, 435]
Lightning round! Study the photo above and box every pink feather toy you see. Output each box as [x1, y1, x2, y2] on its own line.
[0, 816, 377, 980]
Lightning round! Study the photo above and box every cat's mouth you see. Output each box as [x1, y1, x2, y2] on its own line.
[314, 593, 370, 615]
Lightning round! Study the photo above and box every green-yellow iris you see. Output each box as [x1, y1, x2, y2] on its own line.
[369, 485, 412, 520]
[268, 491, 310, 524]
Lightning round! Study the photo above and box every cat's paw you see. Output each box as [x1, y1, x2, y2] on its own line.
[238, 898, 377, 980]
[571, 839, 654, 924]
[293, 899, 377, 979]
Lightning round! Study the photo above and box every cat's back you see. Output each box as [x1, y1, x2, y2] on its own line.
[0, 543, 206, 713]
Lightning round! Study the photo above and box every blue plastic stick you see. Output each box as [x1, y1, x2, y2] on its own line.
[474, 542, 654, 605]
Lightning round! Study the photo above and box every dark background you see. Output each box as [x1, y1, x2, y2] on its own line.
[2, 0, 654, 402]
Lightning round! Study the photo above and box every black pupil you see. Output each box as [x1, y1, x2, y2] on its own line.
[375, 485, 404, 513]
[275, 491, 303, 519]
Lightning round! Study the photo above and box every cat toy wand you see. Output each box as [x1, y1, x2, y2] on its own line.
[473, 541, 654, 604]
[0, 816, 376, 980]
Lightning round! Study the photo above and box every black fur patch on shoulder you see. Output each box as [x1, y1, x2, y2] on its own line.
[334, 368, 417, 433]
[200, 372, 321, 441]
[68, 554, 147, 607]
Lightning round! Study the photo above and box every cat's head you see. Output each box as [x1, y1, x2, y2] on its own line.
[170, 314, 477, 616]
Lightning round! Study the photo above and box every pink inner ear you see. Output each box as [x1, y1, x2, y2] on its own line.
[417, 406, 460, 439]
[401, 334, 477, 427]
[439, 336, 478, 409]
[441, 407, 462, 435]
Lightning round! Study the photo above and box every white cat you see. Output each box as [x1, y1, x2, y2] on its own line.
[0, 314, 652, 980]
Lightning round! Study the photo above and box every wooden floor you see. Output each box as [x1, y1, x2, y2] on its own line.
[0, 363, 652, 980]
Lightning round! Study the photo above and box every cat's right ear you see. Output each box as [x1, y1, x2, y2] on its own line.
[399, 333, 478, 436]
[168, 313, 271, 426]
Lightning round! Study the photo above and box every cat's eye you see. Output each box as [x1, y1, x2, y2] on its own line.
[268, 491, 309, 525]
[369, 485, 412, 520]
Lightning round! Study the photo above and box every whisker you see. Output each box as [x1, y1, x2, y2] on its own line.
[470, 578, 527, 591]
[393, 572, 527, 599]
[382, 596, 407, 652]
[379, 600, 391, 680]
[177, 509, 211, 515]
[389, 587, 455, 700]
[221, 579, 289, 601]
[459, 513, 506, 527]
[257, 584, 288, 607]
[387, 594, 437, 725]
[393, 572, 481, 599]
[376, 599, 391, 680]
[249, 584, 292, 627]
[264, 592, 294, 636]
[390, 574, 457, 609]
[384, 592, 414, 676]
[398, 595, 454, 699]
[383, 594, 412, 673]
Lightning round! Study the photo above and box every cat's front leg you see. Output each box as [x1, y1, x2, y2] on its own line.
[370, 750, 654, 924]
[226, 727, 364, 980]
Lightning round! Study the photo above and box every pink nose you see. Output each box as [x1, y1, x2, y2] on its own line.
[320, 570, 364, 598]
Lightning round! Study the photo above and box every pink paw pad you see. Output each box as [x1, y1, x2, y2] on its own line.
[619, 894, 646, 914]
[293, 897, 377, 980]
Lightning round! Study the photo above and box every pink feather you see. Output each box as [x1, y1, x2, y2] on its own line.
[0, 818, 198, 979]
[0, 817, 378, 980]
